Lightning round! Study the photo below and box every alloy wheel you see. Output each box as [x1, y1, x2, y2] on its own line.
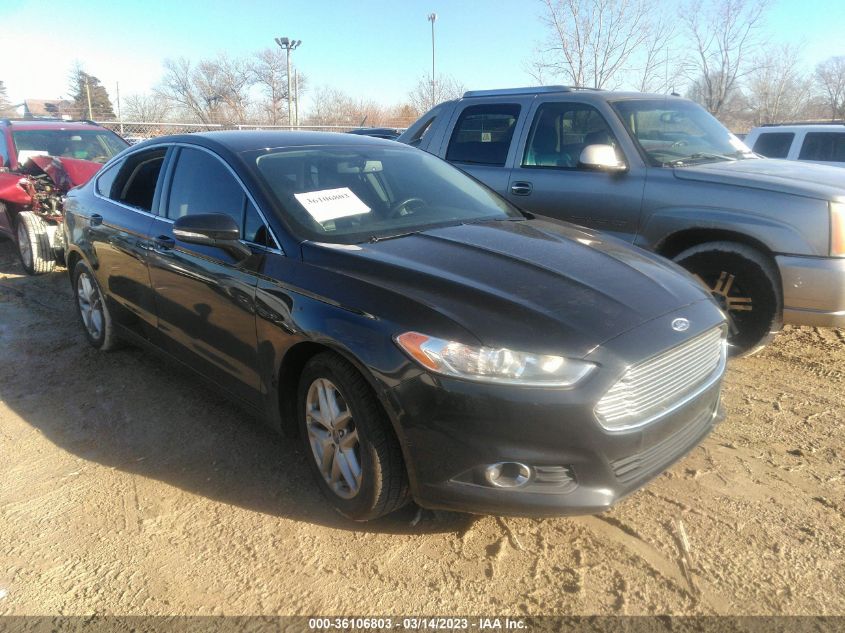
[305, 378, 362, 499]
[77, 271, 105, 341]
[694, 270, 752, 336]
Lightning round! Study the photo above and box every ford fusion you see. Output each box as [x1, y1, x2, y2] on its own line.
[64, 132, 727, 520]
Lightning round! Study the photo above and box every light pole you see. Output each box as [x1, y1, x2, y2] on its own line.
[427, 13, 437, 106]
[275, 36, 301, 128]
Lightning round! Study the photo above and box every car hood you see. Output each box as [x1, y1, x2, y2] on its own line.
[673, 158, 845, 201]
[300, 219, 713, 358]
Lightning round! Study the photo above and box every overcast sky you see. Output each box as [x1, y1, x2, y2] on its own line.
[2, 0, 844, 115]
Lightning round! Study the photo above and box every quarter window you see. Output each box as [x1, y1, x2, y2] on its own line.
[446, 104, 521, 166]
[523, 102, 620, 169]
[798, 132, 845, 162]
[752, 132, 794, 158]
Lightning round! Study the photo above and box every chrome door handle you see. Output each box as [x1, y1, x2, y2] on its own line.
[510, 182, 533, 196]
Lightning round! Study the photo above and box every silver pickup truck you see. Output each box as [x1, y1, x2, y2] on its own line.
[398, 86, 845, 354]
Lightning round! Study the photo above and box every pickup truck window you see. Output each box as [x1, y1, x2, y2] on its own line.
[752, 132, 794, 158]
[799, 132, 845, 162]
[446, 104, 520, 166]
[523, 102, 619, 169]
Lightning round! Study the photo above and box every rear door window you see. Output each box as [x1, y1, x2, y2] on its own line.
[752, 132, 794, 158]
[446, 104, 521, 166]
[799, 132, 845, 162]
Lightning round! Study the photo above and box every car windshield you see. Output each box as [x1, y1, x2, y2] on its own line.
[251, 145, 524, 244]
[611, 99, 756, 167]
[12, 129, 128, 164]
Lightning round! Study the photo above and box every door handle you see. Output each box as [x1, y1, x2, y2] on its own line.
[90, 214, 103, 226]
[153, 235, 175, 251]
[510, 181, 533, 196]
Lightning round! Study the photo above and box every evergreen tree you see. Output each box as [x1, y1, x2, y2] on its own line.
[69, 69, 115, 120]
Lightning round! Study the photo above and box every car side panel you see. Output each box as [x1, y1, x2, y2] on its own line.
[66, 186, 158, 339]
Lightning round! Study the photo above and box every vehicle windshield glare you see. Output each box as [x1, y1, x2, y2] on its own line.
[12, 129, 128, 164]
[252, 146, 524, 244]
[611, 99, 755, 167]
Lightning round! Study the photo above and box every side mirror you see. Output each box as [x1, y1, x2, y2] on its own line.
[579, 144, 627, 172]
[173, 213, 251, 259]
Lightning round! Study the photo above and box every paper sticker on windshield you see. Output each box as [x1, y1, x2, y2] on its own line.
[294, 188, 371, 223]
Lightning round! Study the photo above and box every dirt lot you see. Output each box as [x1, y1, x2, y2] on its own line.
[0, 236, 843, 617]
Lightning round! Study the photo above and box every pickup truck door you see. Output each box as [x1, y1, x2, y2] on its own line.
[436, 97, 533, 197]
[504, 99, 646, 242]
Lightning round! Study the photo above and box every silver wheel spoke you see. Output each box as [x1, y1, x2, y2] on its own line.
[304, 376, 361, 499]
[335, 450, 361, 491]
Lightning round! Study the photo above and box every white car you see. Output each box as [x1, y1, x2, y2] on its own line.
[745, 124, 845, 167]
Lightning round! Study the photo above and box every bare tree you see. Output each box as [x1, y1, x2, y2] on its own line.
[251, 47, 289, 125]
[407, 73, 465, 114]
[815, 56, 845, 120]
[305, 87, 384, 127]
[156, 55, 254, 125]
[746, 44, 811, 125]
[681, 0, 769, 116]
[122, 93, 172, 122]
[530, 0, 654, 89]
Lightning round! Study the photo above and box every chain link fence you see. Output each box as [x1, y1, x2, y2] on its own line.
[97, 121, 409, 143]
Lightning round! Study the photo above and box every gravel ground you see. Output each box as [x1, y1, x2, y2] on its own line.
[0, 237, 843, 617]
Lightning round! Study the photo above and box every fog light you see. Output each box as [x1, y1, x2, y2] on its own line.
[485, 462, 532, 488]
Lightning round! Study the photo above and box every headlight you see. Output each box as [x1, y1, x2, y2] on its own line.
[831, 202, 845, 257]
[394, 331, 595, 387]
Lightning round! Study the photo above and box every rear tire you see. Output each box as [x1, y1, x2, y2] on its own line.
[16, 211, 55, 275]
[72, 260, 120, 351]
[297, 352, 409, 521]
[673, 241, 782, 356]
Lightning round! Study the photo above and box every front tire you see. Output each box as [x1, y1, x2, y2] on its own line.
[297, 352, 409, 521]
[72, 260, 120, 351]
[16, 211, 55, 275]
[674, 241, 782, 355]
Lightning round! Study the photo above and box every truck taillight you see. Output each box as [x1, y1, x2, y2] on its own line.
[831, 202, 845, 257]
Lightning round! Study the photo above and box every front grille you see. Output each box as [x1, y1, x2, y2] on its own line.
[611, 405, 715, 483]
[595, 326, 726, 430]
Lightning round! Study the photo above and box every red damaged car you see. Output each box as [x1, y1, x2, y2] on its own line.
[0, 118, 128, 273]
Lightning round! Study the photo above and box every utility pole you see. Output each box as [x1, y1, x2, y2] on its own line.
[275, 36, 302, 129]
[85, 77, 93, 120]
[116, 81, 123, 134]
[294, 69, 299, 127]
[427, 13, 437, 107]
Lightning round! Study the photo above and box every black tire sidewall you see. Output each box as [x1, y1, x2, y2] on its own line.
[296, 355, 385, 520]
[676, 248, 779, 354]
[16, 212, 55, 275]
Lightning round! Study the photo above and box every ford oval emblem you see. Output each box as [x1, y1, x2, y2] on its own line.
[672, 318, 690, 332]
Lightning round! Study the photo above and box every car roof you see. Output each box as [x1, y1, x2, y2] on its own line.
[130, 130, 403, 154]
[752, 124, 845, 132]
[458, 86, 681, 102]
[1, 119, 108, 132]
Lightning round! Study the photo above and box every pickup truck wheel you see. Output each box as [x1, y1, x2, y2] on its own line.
[298, 352, 410, 521]
[16, 211, 55, 275]
[72, 260, 120, 351]
[673, 241, 782, 356]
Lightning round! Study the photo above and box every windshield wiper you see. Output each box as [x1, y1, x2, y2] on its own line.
[669, 152, 738, 167]
[367, 230, 424, 243]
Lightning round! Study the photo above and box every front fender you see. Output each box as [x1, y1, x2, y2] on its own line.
[636, 206, 827, 257]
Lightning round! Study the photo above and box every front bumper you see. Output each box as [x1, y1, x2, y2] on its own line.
[387, 302, 726, 517]
[778, 255, 845, 328]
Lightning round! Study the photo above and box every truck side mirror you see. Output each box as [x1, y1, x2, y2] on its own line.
[579, 144, 627, 173]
